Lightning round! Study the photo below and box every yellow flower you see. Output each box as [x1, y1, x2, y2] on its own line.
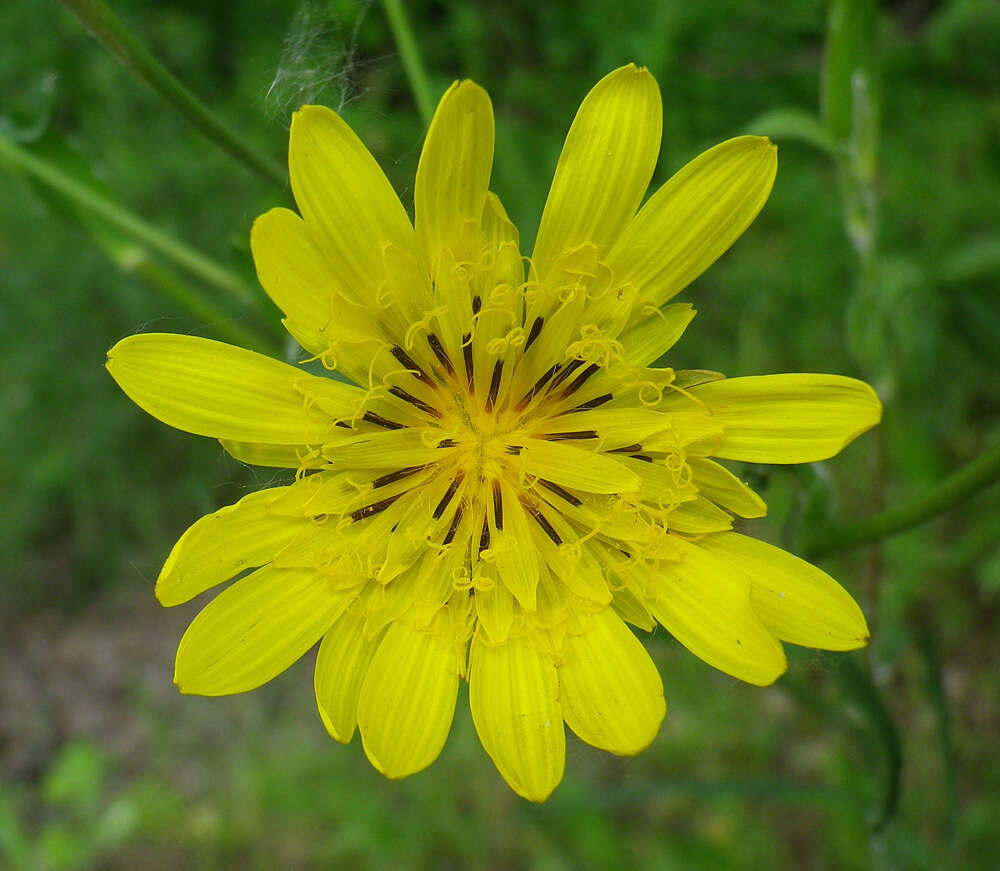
[106, 64, 881, 801]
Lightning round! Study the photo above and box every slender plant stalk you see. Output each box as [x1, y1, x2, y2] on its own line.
[131, 259, 280, 355]
[832, 658, 901, 832]
[0, 131, 257, 306]
[915, 624, 958, 854]
[58, 0, 285, 189]
[380, 0, 434, 126]
[806, 438, 1000, 559]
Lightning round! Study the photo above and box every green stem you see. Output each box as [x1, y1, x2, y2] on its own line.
[806, 437, 1000, 559]
[58, 0, 285, 189]
[380, 0, 435, 126]
[0, 131, 256, 306]
[915, 624, 958, 852]
[131, 259, 280, 355]
[832, 657, 901, 832]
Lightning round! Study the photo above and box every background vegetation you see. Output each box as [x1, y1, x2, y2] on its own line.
[2, 0, 999, 868]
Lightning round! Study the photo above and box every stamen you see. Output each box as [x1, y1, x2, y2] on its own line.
[506, 445, 524, 455]
[541, 430, 599, 441]
[537, 478, 583, 507]
[391, 345, 435, 387]
[515, 364, 558, 410]
[472, 295, 482, 315]
[524, 317, 544, 350]
[363, 411, 406, 431]
[549, 358, 584, 390]
[462, 333, 474, 389]
[350, 493, 403, 522]
[442, 503, 463, 545]
[631, 454, 654, 463]
[389, 386, 443, 419]
[433, 473, 464, 519]
[479, 516, 491, 553]
[426, 333, 454, 374]
[559, 363, 600, 398]
[486, 361, 503, 411]
[372, 466, 425, 488]
[567, 392, 613, 412]
[437, 438, 458, 448]
[522, 500, 562, 545]
[492, 480, 504, 530]
[607, 443, 642, 454]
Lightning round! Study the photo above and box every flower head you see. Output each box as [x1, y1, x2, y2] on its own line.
[107, 65, 881, 801]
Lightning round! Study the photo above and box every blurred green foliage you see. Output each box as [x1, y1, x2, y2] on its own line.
[2, 0, 999, 868]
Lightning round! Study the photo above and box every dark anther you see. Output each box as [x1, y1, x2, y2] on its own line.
[426, 333, 454, 374]
[350, 493, 402, 522]
[433, 473, 463, 519]
[538, 478, 583, 507]
[506, 445, 524, 455]
[524, 317, 544, 351]
[523, 501, 562, 545]
[559, 363, 599, 398]
[568, 392, 613, 412]
[542, 430, 599, 441]
[492, 480, 504, 530]
[391, 345, 435, 387]
[389, 386, 442, 418]
[462, 333, 474, 388]
[335, 420, 352, 429]
[472, 295, 482, 315]
[372, 466, 425, 488]
[549, 358, 584, 390]
[362, 411, 405, 431]
[631, 454, 654, 463]
[607, 443, 642, 454]
[515, 364, 558, 410]
[486, 361, 503, 411]
[442, 503, 463, 545]
[479, 516, 491, 553]
[437, 438, 457, 449]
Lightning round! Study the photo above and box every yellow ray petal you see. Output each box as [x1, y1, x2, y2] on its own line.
[534, 408, 670, 451]
[682, 374, 883, 463]
[174, 564, 349, 695]
[620, 303, 698, 367]
[156, 487, 309, 606]
[492, 483, 540, 610]
[289, 105, 430, 312]
[481, 192, 524, 289]
[469, 634, 565, 802]
[220, 440, 321, 470]
[687, 456, 767, 518]
[532, 64, 662, 280]
[648, 537, 787, 685]
[106, 333, 337, 443]
[558, 608, 665, 755]
[357, 618, 461, 778]
[251, 207, 337, 348]
[520, 439, 640, 494]
[415, 80, 495, 267]
[667, 495, 734, 534]
[698, 533, 869, 651]
[608, 136, 777, 309]
[314, 611, 386, 743]
[325, 428, 450, 469]
[476, 571, 515, 645]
